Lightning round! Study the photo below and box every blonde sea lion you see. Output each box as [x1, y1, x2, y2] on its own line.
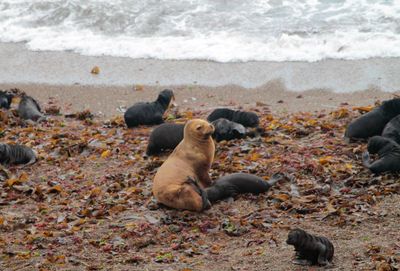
[152, 119, 215, 211]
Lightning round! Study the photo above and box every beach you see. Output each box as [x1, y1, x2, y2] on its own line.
[1, 42, 400, 118]
[0, 41, 400, 271]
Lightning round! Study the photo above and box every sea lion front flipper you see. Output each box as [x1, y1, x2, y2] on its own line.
[185, 177, 211, 210]
[292, 259, 311, 266]
[362, 151, 371, 168]
[317, 243, 329, 266]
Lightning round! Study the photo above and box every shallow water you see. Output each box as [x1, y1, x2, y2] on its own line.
[0, 0, 400, 62]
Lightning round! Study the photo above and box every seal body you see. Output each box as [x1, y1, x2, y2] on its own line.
[362, 136, 400, 174]
[124, 89, 174, 128]
[382, 115, 400, 144]
[205, 173, 284, 203]
[211, 118, 246, 142]
[345, 98, 400, 139]
[286, 228, 334, 266]
[0, 91, 13, 109]
[18, 95, 44, 121]
[152, 119, 215, 211]
[207, 108, 259, 127]
[146, 123, 185, 156]
[0, 143, 36, 165]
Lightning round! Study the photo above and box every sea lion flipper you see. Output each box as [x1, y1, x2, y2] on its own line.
[362, 151, 371, 168]
[185, 177, 211, 210]
[317, 243, 329, 266]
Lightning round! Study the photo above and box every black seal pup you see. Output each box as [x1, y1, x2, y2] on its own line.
[362, 136, 400, 174]
[381, 114, 400, 144]
[211, 118, 246, 142]
[0, 143, 36, 165]
[345, 98, 400, 140]
[18, 95, 45, 121]
[207, 108, 259, 127]
[146, 123, 185, 156]
[286, 228, 334, 266]
[205, 173, 284, 203]
[124, 89, 174, 128]
[0, 90, 14, 109]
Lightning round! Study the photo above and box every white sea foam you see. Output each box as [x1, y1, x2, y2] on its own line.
[0, 0, 400, 62]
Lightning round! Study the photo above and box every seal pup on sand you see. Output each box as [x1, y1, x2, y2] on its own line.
[207, 108, 259, 127]
[286, 228, 334, 266]
[0, 143, 36, 165]
[152, 119, 215, 211]
[0, 91, 14, 109]
[124, 89, 174, 128]
[205, 173, 284, 203]
[18, 95, 45, 121]
[345, 98, 400, 140]
[362, 136, 400, 174]
[381, 115, 400, 144]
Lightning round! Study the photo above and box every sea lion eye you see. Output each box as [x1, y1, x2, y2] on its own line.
[196, 125, 202, 130]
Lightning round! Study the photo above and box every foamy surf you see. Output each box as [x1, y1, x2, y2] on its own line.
[0, 0, 400, 62]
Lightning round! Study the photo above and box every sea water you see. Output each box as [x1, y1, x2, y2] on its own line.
[0, 0, 400, 62]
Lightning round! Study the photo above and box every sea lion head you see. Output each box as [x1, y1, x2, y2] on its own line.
[237, 111, 259, 127]
[0, 91, 13, 109]
[286, 228, 306, 245]
[367, 136, 392, 154]
[380, 98, 400, 116]
[184, 119, 215, 141]
[157, 89, 175, 109]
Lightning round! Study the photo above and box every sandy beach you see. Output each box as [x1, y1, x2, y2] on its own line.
[0, 41, 399, 271]
[1, 42, 400, 119]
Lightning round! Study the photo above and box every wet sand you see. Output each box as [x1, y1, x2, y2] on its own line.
[1, 42, 400, 92]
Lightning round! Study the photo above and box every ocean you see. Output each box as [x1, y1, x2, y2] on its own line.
[0, 0, 400, 63]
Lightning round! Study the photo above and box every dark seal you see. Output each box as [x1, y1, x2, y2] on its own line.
[124, 89, 174, 128]
[146, 123, 185, 156]
[286, 228, 334, 266]
[0, 90, 14, 109]
[18, 95, 45, 121]
[146, 119, 249, 156]
[0, 143, 36, 165]
[345, 98, 400, 140]
[207, 108, 259, 127]
[381, 114, 400, 144]
[205, 173, 284, 203]
[211, 118, 246, 142]
[362, 136, 400, 174]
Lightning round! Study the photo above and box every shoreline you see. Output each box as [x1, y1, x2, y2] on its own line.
[1, 42, 400, 92]
[0, 82, 398, 118]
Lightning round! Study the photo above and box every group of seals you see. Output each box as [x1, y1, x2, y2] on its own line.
[345, 98, 400, 174]
[207, 108, 260, 128]
[286, 228, 334, 266]
[0, 143, 36, 166]
[145, 119, 249, 155]
[124, 89, 174, 128]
